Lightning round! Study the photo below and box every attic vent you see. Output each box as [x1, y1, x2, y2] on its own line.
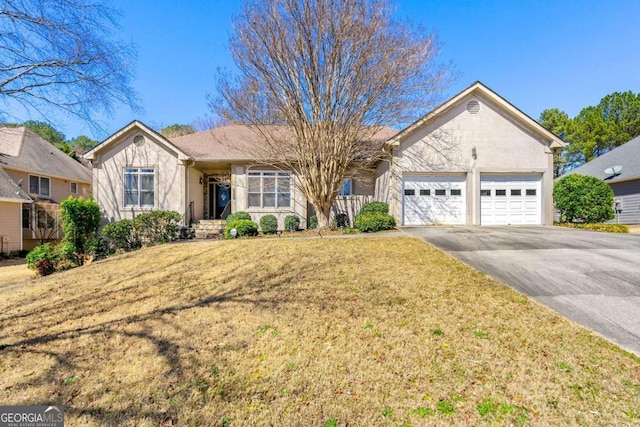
[466, 100, 481, 114]
[133, 135, 145, 147]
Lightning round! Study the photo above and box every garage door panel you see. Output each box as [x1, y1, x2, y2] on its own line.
[403, 175, 466, 225]
[481, 175, 541, 225]
[494, 201, 507, 209]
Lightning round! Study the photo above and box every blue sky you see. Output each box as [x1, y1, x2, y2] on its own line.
[48, 0, 640, 140]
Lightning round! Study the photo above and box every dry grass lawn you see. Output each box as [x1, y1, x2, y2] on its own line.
[628, 225, 640, 234]
[0, 237, 638, 426]
[0, 259, 32, 288]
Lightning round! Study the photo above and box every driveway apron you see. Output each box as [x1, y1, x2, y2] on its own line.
[403, 226, 640, 356]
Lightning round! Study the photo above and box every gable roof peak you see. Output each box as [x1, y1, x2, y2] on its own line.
[389, 81, 565, 149]
[84, 120, 192, 161]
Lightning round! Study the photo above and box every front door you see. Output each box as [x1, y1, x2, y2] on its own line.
[209, 181, 230, 219]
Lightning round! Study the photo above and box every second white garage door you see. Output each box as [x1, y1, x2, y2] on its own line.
[403, 175, 466, 225]
[480, 175, 541, 225]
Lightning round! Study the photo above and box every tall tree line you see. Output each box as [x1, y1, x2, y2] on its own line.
[540, 91, 640, 177]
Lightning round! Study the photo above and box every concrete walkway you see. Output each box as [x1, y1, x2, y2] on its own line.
[403, 226, 640, 356]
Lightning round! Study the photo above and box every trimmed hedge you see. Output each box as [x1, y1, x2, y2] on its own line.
[284, 215, 301, 231]
[226, 211, 252, 223]
[260, 215, 278, 234]
[133, 211, 181, 244]
[308, 215, 318, 229]
[358, 201, 389, 215]
[354, 212, 396, 233]
[102, 211, 181, 251]
[102, 219, 140, 251]
[225, 219, 259, 239]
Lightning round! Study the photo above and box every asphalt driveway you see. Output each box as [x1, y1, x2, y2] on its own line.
[404, 226, 640, 356]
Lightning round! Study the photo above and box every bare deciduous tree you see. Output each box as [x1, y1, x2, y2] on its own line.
[27, 202, 59, 244]
[213, 0, 451, 229]
[0, 0, 139, 129]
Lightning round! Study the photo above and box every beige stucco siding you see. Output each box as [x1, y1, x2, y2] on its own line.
[187, 167, 204, 223]
[92, 131, 186, 223]
[379, 94, 554, 225]
[0, 201, 22, 254]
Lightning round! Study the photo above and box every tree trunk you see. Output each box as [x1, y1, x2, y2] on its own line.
[313, 201, 334, 230]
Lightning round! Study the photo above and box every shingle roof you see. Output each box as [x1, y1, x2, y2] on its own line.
[568, 135, 640, 183]
[169, 124, 398, 161]
[0, 127, 92, 183]
[0, 166, 31, 202]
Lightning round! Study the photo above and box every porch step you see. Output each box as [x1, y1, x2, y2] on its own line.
[191, 219, 226, 239]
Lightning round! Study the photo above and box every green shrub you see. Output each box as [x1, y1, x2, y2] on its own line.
[309, 215, 318, 229]
[26, 243, 59, 270]
[335, 212, 350, 228]
[554, 174, 614, 223]
[133, 210, 181, 245]
[354, 212, 396, 233]
[284, 215, 301, 231]
[260, 215, 278, 234]
[59, 197, 101, 259]
[225, 219, 259, 239]
[226, 211, 252, 223]
[102, 219, 140, 251]
[86, 236, 113, 259]
[56, 241, 78, 265]
[358, 201, 389, 215]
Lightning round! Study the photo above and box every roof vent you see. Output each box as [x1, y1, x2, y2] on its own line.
[466, 100, 481, 114]
[133, 135, 145, 147]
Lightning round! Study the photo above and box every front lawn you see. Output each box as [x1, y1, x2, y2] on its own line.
[0, 238, 637, 426]
[0, 259, 32, 288]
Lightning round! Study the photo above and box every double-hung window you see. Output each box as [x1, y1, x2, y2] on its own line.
[29, 175, 50, 197]
[124, 167, 155, 207]
[248, 171, 291, 208]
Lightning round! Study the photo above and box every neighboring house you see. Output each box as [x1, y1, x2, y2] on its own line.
[376, 81, 564, 225]
[566, 135, 640, 224]
[86, 81, 563, 230]
[0, 127, 92, 254]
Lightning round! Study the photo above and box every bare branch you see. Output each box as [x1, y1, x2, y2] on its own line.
[0, 0, 140, 131]
[213, 0, 452, 228]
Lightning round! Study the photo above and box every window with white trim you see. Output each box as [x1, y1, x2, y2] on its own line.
[124, 167, 155, 207]
[70, 182, 77, 194]
[22, 205, 31, 229]
[29, 175, 50, 197]
[248, 171, 291, 208]
[338, 179, 352, 196]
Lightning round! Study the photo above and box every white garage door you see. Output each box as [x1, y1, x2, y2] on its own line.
[480, 175, 541, 225]
[403, 175, 466, 225]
